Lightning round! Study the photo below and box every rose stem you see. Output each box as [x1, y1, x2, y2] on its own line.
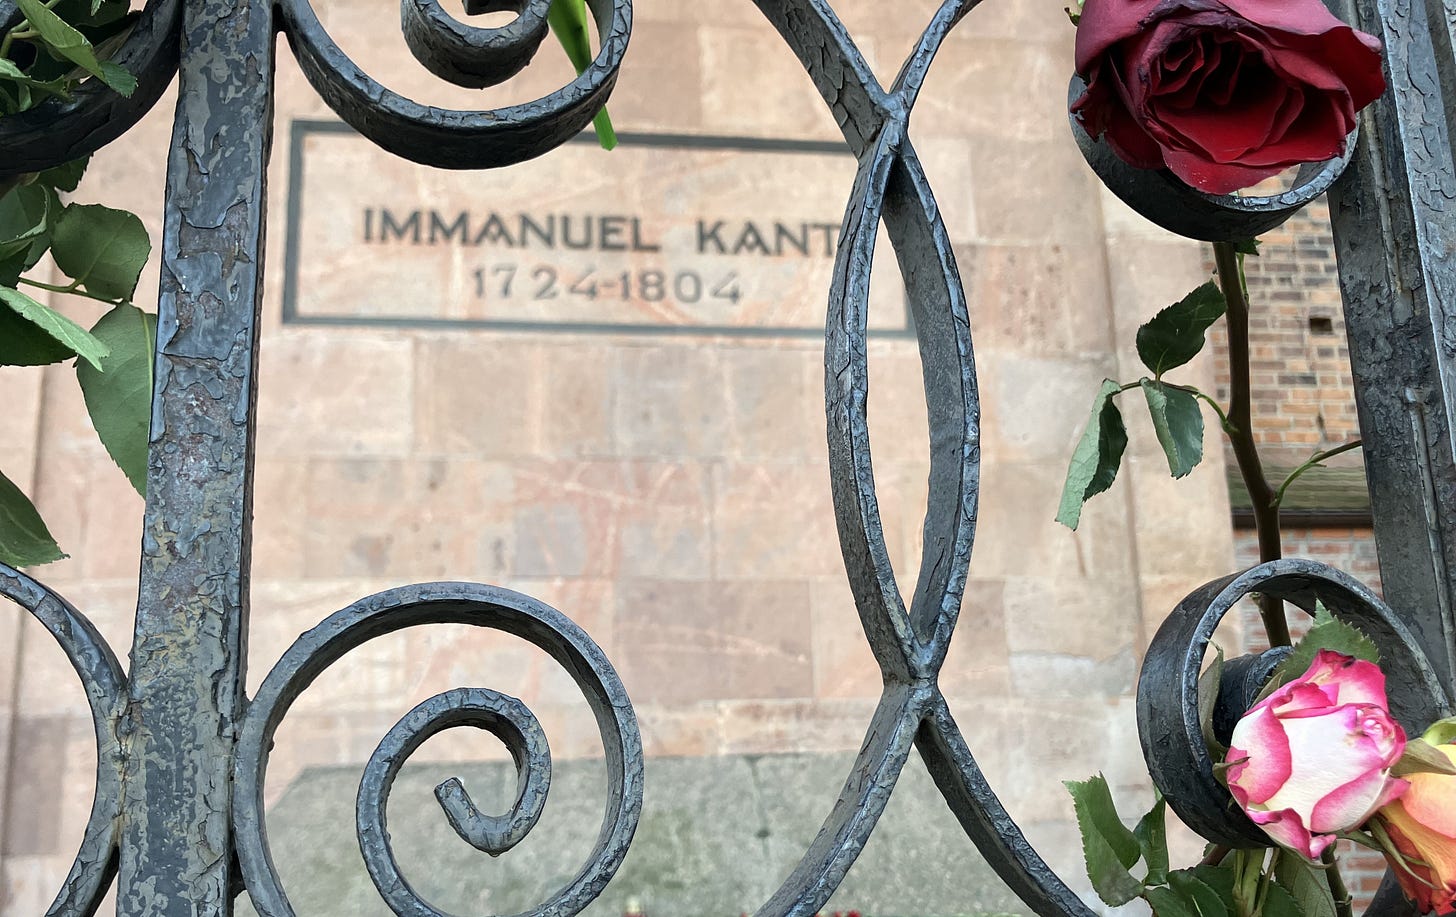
[1213, 240, 1291, 648]
[1323, 847, 1353, 917]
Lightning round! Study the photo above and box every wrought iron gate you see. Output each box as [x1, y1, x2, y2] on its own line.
[0, 0, 1453, 915]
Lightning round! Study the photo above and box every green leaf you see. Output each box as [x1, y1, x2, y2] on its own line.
[1136, 282, 1227, 376]
[96, 60, 136, 97]
[0, 183, 53, 262]
[75, 303, 155, 495]
[1273, 601, 1380, 687]
[1146, 885, 1199, 917]
[547, 0, 615, 149]
[1273, 849, 1338, 917]
[1066, 774, 1144, 905]
[1260, 879, 1303, 917]
[1169, 866, 1234, 917]
[0, 286, 107, 369]
[1135, 796, 1170, 888]
[39, 156, 90, 194]
[1234, 239, 1261, 256]
[0, 467, 65, 568]
[0, 300, 77, 365]
[1199, 645, 1227, 760]
[51, 203, 150, 300]
[1423, 716, 1456, 747]
[1142, 379, 1205, 478]
[13, 0, 135, 95]
[1392, 738, 1456, 777]
[1056, 379, 1128, 530]
[0, 57, 72, 104]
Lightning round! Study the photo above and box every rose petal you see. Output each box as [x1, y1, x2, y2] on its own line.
[1309, 769, 1400, 833]
[1260, 706, 1398, 815]
[1227, 706, 1293, 805]
[1308, 653, 1391, 709]
[1073, 0, 1164, 75]
[1248, 806, 1334, 861]
[1400, 752, 1456, 839]
[1219, 0, 1373, 40]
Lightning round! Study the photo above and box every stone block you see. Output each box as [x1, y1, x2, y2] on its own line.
[513, 460, 712, 580]
[712, 462, 842, 580]
[614, 579, 813, 706]
[612, 346, 730, 459]
[958, 241, 1116, 357]
[256, 333, 414, 457]
[301, 458, 515, 580]
[414, 337, 543, 457]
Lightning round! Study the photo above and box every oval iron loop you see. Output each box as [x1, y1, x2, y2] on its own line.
[1067, 77, 1355, 243]
[275, 0, 629, 169]
[233, 582, 642, 917]
[738, 4, 1092, 917]
[0, 0, 183, 176]
[0, 565, 127, 917]
[1137, 558, 1454, 849]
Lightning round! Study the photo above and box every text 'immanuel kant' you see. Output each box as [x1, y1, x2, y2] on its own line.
[362, 209, 842, 257]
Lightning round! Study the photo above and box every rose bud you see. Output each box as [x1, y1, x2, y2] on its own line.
[1224, 650, 1408, 860]
[1374, 731, 1456, 914]
[1071, 0, 1387, 194]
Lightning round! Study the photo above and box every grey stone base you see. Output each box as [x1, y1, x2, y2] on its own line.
[237, 751, 1034, 917]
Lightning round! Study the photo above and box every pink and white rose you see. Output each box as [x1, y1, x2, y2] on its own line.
[1224, 650, 1408, 860]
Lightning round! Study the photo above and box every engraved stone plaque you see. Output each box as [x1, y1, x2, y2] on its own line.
[283, 121, 911, 336]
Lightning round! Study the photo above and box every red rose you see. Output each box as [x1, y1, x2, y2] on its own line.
[1071, 0, 1386, 194]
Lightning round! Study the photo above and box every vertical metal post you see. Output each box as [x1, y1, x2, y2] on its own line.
[1328, 0, 1456, 693]
[116, 0, 273, 913]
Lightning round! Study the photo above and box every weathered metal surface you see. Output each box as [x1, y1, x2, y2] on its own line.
[276, 0, 630, 169]
[0, 567, 126, 917]
[1327, 0, 1456, 690]
[0, 0, 1453, 916]
[116, 0, 273, 913]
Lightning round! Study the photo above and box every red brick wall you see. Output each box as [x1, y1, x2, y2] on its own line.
[1208, 200, 1363, 469]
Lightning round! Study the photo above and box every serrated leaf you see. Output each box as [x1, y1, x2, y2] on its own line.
[1169, 866, 1234, 917]
[1273, 854, 1336, 917]
[0, 301, 76, 365]
[1147, 885, 1198, 917]
[1392, 738, 1456, 777]
[75, 303, 155, 495]
[1199, 646, 1227, 760]
[1135, 797, 1170, 887]
[0, 467, 65, 568]
[38, 156, 90, 194]
[0, 183, 53, 262]
[1056, 379, 1128, 530]
[1274, 602, 1380, 687]
[96, 60, 136, 96]
[0, 286, 107, 369]
[1066, 775, 1144, 905]
[1137, 282, 1227, 376]
[1142, 378, 1205, 478]
[51, 203, 150, 300]
[1260, 878, 1303, 917]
